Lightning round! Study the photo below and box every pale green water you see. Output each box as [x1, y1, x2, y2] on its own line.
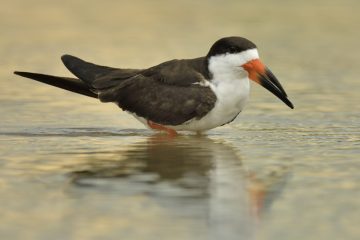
[1, 0, 360, 239]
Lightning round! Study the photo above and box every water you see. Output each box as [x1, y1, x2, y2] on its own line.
[1, 0, 360, 239]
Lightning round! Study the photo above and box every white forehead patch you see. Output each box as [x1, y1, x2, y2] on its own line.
[208, 48, 259, 74]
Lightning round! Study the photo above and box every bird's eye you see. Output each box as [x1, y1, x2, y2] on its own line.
[229, 46, 238, 53]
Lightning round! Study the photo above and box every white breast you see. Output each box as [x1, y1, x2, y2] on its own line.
[172, 49, 259, 131]
[173, 74, 250, 131]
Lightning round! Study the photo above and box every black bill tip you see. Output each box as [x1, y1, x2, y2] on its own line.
[259, 70, 294, 109]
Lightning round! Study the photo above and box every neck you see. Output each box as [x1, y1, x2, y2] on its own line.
[206, 53, 251, 109]
[208, 61, 249, 86]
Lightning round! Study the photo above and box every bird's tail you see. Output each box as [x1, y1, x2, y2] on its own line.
[13, 71, 98, 98]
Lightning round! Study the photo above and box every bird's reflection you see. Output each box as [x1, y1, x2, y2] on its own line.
[69, 135, 239, 197]
[67, 134, 289, 239]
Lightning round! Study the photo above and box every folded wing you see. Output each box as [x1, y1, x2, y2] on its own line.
[62, 55, 217, 125]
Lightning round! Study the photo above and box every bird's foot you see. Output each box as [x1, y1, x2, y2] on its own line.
[147, 120, 178, 137]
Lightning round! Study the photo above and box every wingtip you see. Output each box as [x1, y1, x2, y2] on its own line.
[61, 54, 84, 69]
[61, 54, 73, 64]
[61, 54, 71, 59]
[13, 71, 42, 79]
[14, 71, 26, 76]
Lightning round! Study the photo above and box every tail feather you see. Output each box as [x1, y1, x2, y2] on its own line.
[14, 71, 97, 98]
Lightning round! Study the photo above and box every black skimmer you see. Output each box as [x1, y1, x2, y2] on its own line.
[14, 36, 294, 135]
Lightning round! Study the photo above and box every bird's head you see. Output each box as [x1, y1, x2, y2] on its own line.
[207, 36, 294, 109]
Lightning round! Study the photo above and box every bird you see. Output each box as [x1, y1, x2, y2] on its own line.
[14, 36, 294, 136]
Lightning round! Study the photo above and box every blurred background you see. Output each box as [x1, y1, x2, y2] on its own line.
[0, 0, 359, 239]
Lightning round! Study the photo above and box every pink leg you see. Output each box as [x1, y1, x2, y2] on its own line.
[147, 120, 178, 137]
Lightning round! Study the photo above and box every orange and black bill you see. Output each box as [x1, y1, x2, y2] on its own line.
[243, 59, 294, 109]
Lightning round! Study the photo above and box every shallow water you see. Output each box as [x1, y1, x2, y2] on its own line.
[1, 0, 360, 239]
